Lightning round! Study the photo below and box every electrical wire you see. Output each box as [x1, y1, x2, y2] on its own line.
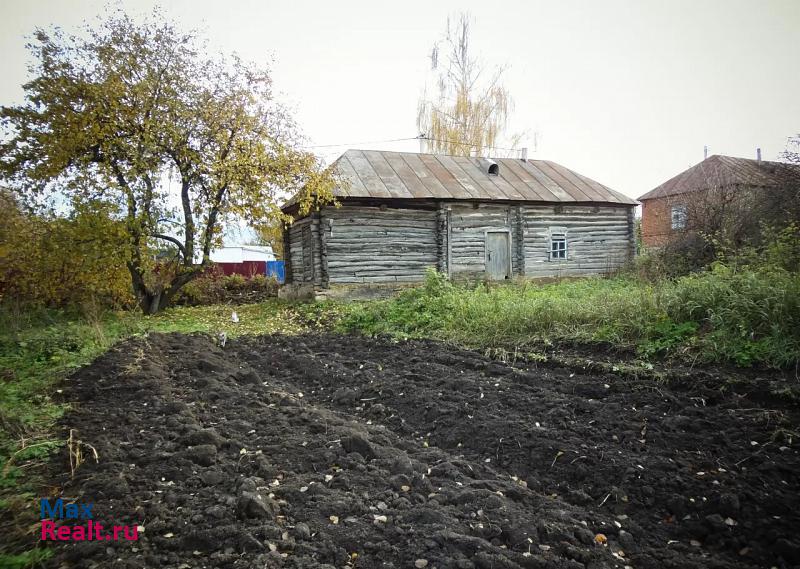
[304, 134, 529, 155]
[421, 137, 527, 155]
[303, 137, 420, 149]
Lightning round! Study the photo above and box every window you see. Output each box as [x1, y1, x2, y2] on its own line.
[671, 205, 687, 230]
[550, 233, 567, 260]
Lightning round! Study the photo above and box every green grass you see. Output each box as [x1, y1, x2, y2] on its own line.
[339, 266, 800, 369]
[0, 299, 320, 566]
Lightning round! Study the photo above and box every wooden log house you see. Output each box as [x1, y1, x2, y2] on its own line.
[281, 150, 637, 289]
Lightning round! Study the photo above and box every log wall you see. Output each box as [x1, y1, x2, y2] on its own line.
[448, 203, 516, 280]
[522, 205, 632, 277]
[287, 215, 322, 286]
[285, 201, 634, 285]
[320, 206, 438, 284]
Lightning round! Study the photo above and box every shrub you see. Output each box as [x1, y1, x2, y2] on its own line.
[0, 196, 134, 310]
[175, 271, 279, 306]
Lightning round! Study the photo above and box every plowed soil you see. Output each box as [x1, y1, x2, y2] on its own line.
[48, 332, 800, 569]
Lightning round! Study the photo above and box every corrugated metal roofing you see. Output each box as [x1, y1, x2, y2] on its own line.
[286, 149, 637, 208]
[638, 155, 800, 201]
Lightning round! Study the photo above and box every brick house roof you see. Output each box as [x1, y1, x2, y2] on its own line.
[638, 155, 800, 201]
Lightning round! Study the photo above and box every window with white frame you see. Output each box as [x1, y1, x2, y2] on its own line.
[549, 233, 567, 260]
[671, 204, 687, 230]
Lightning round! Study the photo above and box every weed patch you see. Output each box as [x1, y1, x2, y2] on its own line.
[340, 268, 800, 369]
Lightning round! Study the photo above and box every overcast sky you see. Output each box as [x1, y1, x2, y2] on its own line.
[2, 0, 798, 202]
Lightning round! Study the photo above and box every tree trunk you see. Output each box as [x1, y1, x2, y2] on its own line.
[128, 262, 204, 314]
[139, 290, 166, 315]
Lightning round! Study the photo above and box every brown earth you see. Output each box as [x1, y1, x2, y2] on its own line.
[47, 332, 800, 569]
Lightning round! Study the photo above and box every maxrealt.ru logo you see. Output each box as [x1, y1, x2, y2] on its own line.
[40, 498, 139, 541]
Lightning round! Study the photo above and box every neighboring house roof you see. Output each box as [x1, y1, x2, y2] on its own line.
[638, 155, 800, 201]
[283, 149, 637, 210]
[210, 246, 275, 264]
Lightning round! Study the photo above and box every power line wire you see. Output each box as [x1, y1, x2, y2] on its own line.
[304, 134, 530, 155]
[302, 137, 419, 149]
[421, 137, 526, 155]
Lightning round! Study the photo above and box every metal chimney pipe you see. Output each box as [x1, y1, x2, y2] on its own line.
[704, 145, 708, 160]
[520, 147, 528, 161]
[756, 148, 762, 162]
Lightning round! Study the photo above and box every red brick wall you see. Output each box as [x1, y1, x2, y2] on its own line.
[641, 195, 693, 248]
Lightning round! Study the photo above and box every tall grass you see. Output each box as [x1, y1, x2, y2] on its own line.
[341, 267, 800, 369]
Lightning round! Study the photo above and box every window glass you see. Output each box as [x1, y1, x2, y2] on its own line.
[550, 234, 567, 260]
[671, 205, 687, 230]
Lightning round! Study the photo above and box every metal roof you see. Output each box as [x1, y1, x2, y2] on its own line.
[638, 155, 800, 201]
[285, 149, 637, 209]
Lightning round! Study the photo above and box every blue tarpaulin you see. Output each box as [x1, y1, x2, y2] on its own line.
[267, 261, 285, 284]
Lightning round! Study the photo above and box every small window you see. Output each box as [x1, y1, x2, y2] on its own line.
[671, 205, 687, 230]
[550, 233, 567, 260]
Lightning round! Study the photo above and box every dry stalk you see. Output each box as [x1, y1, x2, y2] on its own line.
[67, 429, 99, 477]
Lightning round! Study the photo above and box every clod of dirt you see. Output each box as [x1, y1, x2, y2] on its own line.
[181, 428, 225, 448]
[340, 432, 377, 459]
[199, 469, 226, 485]
[236, 491, 277, 519]
[390, 454, 414, 475]
[294, 522, 311, 540]
[181, 444, 217, 466]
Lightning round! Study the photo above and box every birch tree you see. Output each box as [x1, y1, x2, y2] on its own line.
[417, 13, 520, 157]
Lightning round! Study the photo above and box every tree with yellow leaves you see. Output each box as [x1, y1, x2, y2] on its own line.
[0, 10, 335, 313]
[417, 13, 521, 158]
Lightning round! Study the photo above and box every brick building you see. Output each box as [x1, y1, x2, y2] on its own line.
[638, 154, 800, 248]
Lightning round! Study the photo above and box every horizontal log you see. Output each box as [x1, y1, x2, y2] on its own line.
[525, 262, 627, 270]
[452, 212, 510, 221]
[329, 224, 435, 233]
[329, 218, 437, 228]
[326, 212, 437, 222]
[450, 206, 512, 213]
[324, 206, 434, 215]
[326, 252, 433, 259]
[524, 250, 630, 259]
[327, 259, 436, 267]
[524, 206, 628, 215]
[328, 262, 434, 270]
[329, 275, 428, 283]
[329, 270, 432, 280]
[524, 224, 628, 232]
[524, 226, 628, 234]
[326, 247, 436, 256]
[328, 233, 436, 241]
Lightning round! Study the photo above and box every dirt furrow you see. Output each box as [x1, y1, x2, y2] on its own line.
[45, 332, 800, 569]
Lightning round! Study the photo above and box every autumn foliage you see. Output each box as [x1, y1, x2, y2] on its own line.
[0, 192, 133, 309]
[0, 10, 335, 313]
